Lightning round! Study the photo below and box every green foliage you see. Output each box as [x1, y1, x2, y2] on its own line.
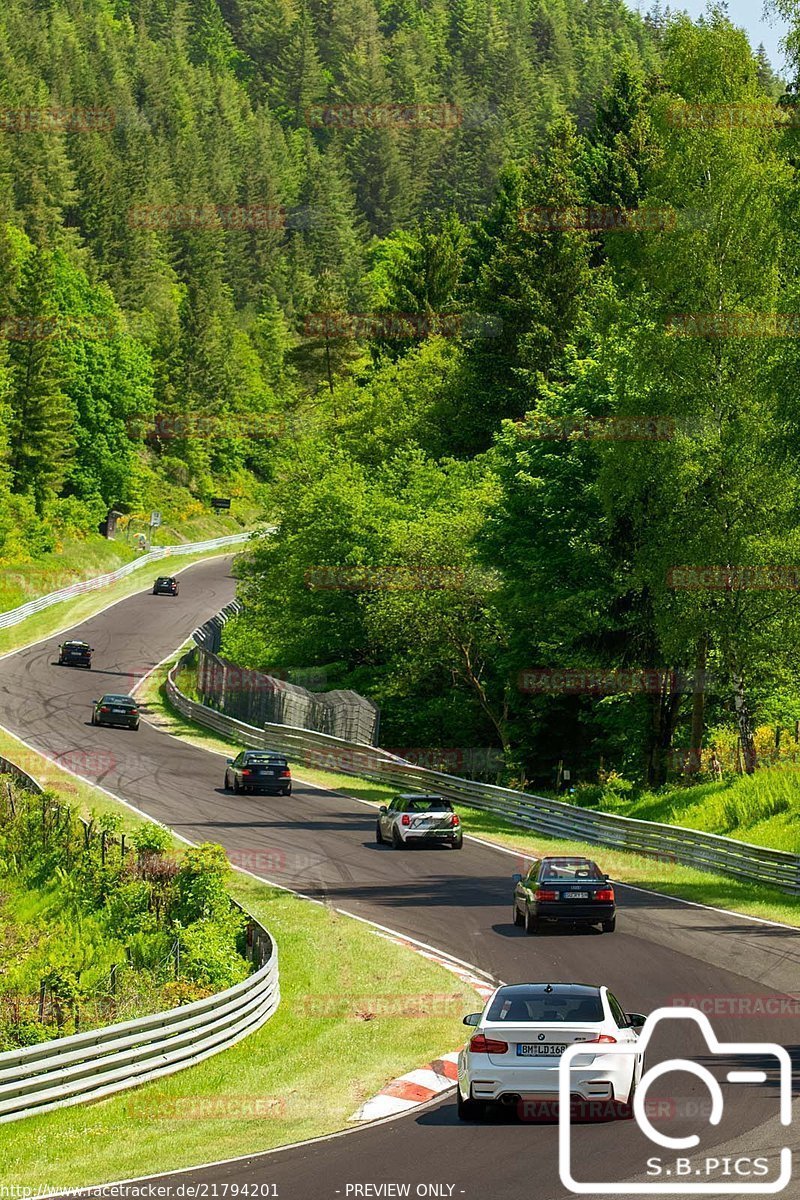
[0, 783, 252, 1048]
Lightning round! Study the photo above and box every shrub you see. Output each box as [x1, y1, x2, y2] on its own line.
[174, 843, 231, 923]
[132, 822, 172, 857]
[177, 913, 249, 989]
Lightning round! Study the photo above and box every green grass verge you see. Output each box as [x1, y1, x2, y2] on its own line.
[139, 655, 800, 930]
[579, 768, 800, 855]
[0, 725, 476, 1188]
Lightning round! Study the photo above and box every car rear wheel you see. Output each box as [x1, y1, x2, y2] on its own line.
[602, 917, 616, 933]
[223, 774, 231, 791]
[524, 907, 540, 936]
[281, 786, 291, 796]
[457, 1089, 486, 1121]
[90, 712, 96, 725]
[392, 827, 405, 850]
[132, 722, 140, 731]
[513, 902, 524, 927]
[233, 776, 241, 794]
[376, 820, 384, 844]
[452, 834, 463, 849]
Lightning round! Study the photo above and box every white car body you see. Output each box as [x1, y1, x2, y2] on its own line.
[457, 983, 644, 1116]
[376, 793, 463, 849]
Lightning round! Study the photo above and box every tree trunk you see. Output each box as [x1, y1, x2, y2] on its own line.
[687, 635, 708, 777]
[731, 671, 757, 774]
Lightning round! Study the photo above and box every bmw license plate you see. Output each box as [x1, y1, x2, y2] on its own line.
[517, 1044, 567, 1057]
[112, 707, 125, 713]
[565, 891, 589, 899]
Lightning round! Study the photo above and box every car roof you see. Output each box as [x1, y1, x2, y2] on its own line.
[101, 693, 135, 702]
[63, 639, 89, 646]
[243, 749, 287, 757]
[395, 793, 444, 800]
[156, 575, 175, 581]
[492, 983, 602, 998]
[540, 856, 598, 865]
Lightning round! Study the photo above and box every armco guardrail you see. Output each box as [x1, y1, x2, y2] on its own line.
[0, 757, 279, 1124]
[0, 531, 253, 630]
[168, 652, 800, 896]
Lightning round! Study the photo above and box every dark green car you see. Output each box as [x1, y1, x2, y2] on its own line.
[91, 694, 140, 730]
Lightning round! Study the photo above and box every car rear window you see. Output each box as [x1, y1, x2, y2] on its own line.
[541, 860, 604, 881]
[406, 798, 452, 812]
[487, 993, 604, 1023]
[245, 754, 287, 765]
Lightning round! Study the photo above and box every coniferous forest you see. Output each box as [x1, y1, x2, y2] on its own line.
[4, 0, 800, 786]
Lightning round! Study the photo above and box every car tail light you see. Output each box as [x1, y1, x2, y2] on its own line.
[584, 1034, 617, 1044]
[469, 1034, 509, 1054]
[280, 770, 290, 778]
[535, 889, 558, 901]
[596, 888, 615, 902]
[242, 769, 252, 776]
[451, 814, 460, 826]
[99, 706, 110, 713]
[401, 814, 410, 826]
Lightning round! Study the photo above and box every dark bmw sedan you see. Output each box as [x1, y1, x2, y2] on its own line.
[512, 856, 616, 934]
[153, 575, 179, 596]
[91, 694, 140, 730]
[58, 640, 93, 668]
[224, 750, 292, 795]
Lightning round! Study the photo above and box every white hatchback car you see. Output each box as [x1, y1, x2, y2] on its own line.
[376, 793, 463, 849]
[457, 982, 646, 1120]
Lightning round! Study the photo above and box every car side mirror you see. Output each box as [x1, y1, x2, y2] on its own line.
[512, 872, 522, 884]
[462, 1013, 481, 1026]
[226, 758, 234, 765]
[379, 805, 388, 813]
[626, 1013, 647, 1029]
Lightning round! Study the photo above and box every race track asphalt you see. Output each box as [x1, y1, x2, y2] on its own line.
[0, 555, 797, 1199]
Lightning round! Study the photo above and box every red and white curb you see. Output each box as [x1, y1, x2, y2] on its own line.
[348, 931, 497, 1122]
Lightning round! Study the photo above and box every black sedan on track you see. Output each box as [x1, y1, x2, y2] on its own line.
[91, 694, 140, 730]
[152, 575, 179, 596]
[224, 750, 292, 795]
[513, 856, 616, 934]
[58, 639, 93, 668]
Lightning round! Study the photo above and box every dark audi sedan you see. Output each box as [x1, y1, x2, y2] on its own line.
[513, 856, 616, 934]
[152, 576, 179, 596]
[224, 750, 292, 795]
[58, 639, 93, 668]
[91, 694, 140, 730]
